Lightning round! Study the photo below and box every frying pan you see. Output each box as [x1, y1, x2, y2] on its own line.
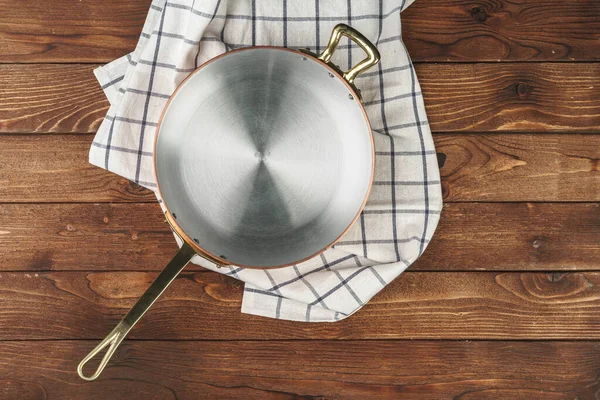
[78, 24, 380, 381]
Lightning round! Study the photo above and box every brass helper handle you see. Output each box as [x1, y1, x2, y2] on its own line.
[318, 24, 381, 84]
[77, 242, 197, 381]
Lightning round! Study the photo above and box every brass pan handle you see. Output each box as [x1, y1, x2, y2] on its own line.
[77, 212, 228, 381]
[77, 242, 196, 381]
[318, 23, 381, 85]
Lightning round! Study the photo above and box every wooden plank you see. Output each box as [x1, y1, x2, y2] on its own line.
[436, 134, 600, 202]
[1, 203, 598, 272]
[402, 0, 600, 62]
[1, 0, 599, 63]
[1, 340, 598, 399]
[416, 203, 600, 271]
[1, 134, 597, 203]
[0, 0, 150, 63]
[1, 63, 599, 134]
[0, 203, 177, 271]
[1, 270, 600, 340]
[417, 63, 600, 133]
[0, 135, 154, 203]
[0, 64, 106, 133]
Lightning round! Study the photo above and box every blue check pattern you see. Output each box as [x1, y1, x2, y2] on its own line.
[91, 0, 442, 322]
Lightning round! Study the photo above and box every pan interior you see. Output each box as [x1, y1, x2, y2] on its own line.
[156, 48, 373, 267]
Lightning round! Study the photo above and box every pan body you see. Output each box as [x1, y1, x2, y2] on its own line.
[155, 47, 374, 268]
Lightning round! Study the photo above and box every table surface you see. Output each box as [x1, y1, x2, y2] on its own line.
[0, 1, 599, 399]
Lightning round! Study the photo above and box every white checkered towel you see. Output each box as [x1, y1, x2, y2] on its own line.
[91, 0, 442, 322]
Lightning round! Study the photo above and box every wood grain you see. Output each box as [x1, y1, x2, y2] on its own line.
[0, 135, 153, 202]
[402, 0, 600, 62]
[1, 203, 598, 271]
[417, 63, 600, 132]
[1, 340, 599, 399]
[418, 202, 600, 271]
[1, 63, 599, 134]
[1, 134, 597, 203]
[0, 203, 177, 271]
[436, 134, 600, 202]
[0, 0, 150, 63]
[0, 64, 106, 133]
[1, 0, 599, 63]
[1, 270, 600, 340]
[1, 1, 597, 397]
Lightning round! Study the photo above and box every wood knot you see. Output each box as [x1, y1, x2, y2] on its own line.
[516, 82, 531, 98]
[546, 272, 564, 282]
[470, 6, 488, 22]
[441, 181, 450, 199]
[436, 152, 447, 168]
[103, 216, 109, 224]
[530, 236, 551, 259]
[125, 180, 150, 198]
[66, 224, 75, 232]
[532, 236, 547, 250]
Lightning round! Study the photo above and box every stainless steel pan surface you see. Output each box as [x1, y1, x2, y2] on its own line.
[78, 23, 380, 381]
[156, 47, 373, 267]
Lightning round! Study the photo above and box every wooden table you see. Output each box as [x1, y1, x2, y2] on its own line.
[0, 1, 599, 398]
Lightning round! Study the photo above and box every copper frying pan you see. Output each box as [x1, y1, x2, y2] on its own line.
[78, 23, 380, 381]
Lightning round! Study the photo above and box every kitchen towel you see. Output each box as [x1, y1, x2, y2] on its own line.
[91, 0, 442, 322]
